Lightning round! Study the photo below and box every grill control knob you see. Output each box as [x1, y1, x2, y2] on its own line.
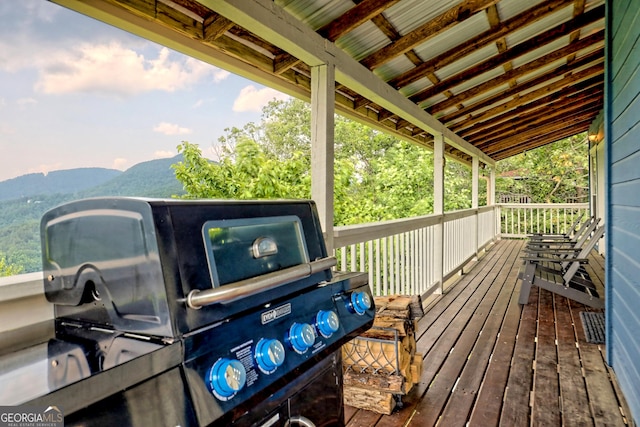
[316, 310, 340, 338]
[349, 291, 372, 315]
[255, 338, 285, 373]
[287, 322, 316, 354]
[207, 358, 246, 399]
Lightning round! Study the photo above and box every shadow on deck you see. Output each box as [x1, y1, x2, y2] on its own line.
[345, 239, 631, 427]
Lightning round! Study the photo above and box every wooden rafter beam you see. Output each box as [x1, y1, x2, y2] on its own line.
[275, 0, 401, 75]
[567, 0, 587, 60]
[168, 0, 212, 18]
[449, 66, 603, 133]
[431, 33, 604, 117]
[203, 13, 235, 41]
[387, 0, 573, 90]
[464, 91, 603, 143]
[438, 49, 603, 126]
[485, 118, 595, 156]
[471, 99, 602, 147]
[360, 0, 499, 69]
[410, 4, 604, 104]
[317, 0, 400, 41]
[482, 112, 597, 152]
[454, 82, 602, 143]
[490, 123, 594, 160]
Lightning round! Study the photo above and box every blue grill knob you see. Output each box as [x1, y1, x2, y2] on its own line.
[316, 310, 340, 338]
[287, 323, 316, 353]
[207, 358, 246, 399]
[350, 291, 372, 315]
[255, 338, 285, 373]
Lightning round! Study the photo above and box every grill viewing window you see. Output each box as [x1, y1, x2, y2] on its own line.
[203, 216, 309, 287]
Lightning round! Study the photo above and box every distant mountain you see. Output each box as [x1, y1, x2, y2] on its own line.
[82, 155, 185, 198]
[0, 155, 187, 273]
[0, 168, 121, 201]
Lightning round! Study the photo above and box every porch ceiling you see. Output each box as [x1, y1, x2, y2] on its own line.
[51, 0, 604, 164]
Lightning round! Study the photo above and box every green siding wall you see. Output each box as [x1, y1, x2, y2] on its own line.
[606, 0, 640, 420]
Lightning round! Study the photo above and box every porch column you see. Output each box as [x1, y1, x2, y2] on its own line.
[489, 167, 497, 240]
[472, 156, 479, 257]
[472, 157, 479, 208]
[434, 133, 444, 294]
[310, 63, 335, 252]
[489, 166, 496, 205]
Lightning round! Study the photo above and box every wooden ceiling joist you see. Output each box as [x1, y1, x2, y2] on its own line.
[473, 101, 602, 149]
[431, 34, 604, 117]
[438, 48, 603, 127]
[410, 4, 604, 105]
[388, 0, 574, 90]
[449, 67, 604, 134]
[317, 0, 400, 42]
[467, 95, 603, 144]
[50, 0, 605, 163]
[462, 87, 604, 141]
[491, 121, 596, 160]
[360, 0, 499, 69]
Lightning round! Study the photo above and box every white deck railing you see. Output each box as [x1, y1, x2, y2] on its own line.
[333, 206, 498, 299]
[0, 203, 590, 334]
[498, 203, 590, 238]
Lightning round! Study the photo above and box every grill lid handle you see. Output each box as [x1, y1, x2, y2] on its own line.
[186, 257, 336, 309]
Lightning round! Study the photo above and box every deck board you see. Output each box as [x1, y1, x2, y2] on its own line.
[345, 239, 629, 427]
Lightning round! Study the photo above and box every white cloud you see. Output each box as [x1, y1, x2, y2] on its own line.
[154, 150, 174, 159]
[0, 123, 16, 135]
[233, 85, 289, 112]
[153, 122, 192, 135]
[211, 67, 230, 82]
[17, 97, 37, 109]
[112, 158, 129, 170]
[28, 42, 229, 98]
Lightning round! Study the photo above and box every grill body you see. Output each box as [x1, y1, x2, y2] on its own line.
[1, 198, 374, 426]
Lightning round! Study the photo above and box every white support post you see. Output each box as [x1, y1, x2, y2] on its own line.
[490, 167, 498, 240]
[472, 157, 479, 258]
[310, 63, 335, 253]
[489, 166, 496, 206]
[434, 133, 444, 294]
[472, 157, 479, 209]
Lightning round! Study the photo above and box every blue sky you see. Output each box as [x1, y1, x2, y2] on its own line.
[0, 1, 289, 182]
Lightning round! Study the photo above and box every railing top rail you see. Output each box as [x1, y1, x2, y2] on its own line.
[334, 206, 496, 247]
[497, 203, 589, 209]
[0, 272, 44, 303]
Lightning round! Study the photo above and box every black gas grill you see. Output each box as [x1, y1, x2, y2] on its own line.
[0, 198, 374, 426]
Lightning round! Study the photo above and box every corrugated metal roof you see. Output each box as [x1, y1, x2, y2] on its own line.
[81, 0, 606, 162]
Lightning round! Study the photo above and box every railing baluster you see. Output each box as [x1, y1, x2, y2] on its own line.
[368, 240, 374, 294]
[330, 204, 586, 301]
[391, 236, 395, 295]
[382, 237, 388, 295]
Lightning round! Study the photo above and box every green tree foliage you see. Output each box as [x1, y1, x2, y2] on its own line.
[496, 134, 589, 203]
[173, 99, 478, 225]
[0, 253, 23, 276]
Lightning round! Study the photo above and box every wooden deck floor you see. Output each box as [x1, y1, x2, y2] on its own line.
[344, 239, 632, 427]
